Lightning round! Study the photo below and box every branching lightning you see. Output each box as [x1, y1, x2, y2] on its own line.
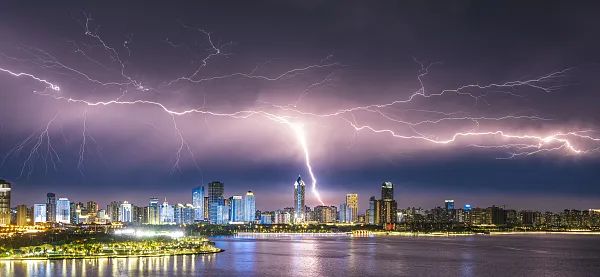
[1, 16, 599, 207]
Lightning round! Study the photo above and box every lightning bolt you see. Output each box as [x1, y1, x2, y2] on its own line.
[1, 16, 599, 209]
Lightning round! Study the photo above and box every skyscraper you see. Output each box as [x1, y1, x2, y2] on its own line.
[346, 193, 358, 223]
[160, 200, 174, 224]
[208, 181, 224, 224]
[229, 195, 244, 222]
[119, 201, 133, 222]
[0, 180, 10, 226]
[192, 186, 205, 222]
[56, 198, 71, 224]
[293, 175, 306, 223]
[148, 197, 160, 224]
[46, 193, 56, 223]
[16, 204, 28, 226]
[107, 201, 122, 222]
[244, 191, 256, 223]
[445, 200, 455, 210]
[381, 182, 397, 229]
[34, 204, 46, 223]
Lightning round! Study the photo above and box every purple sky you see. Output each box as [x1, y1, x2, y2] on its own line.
[1, 1, 600, 212]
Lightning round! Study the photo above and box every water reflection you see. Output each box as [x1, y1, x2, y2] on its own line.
[1, 235, 599, 276]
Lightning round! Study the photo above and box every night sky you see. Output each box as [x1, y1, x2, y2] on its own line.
[1, 1, 600, 212]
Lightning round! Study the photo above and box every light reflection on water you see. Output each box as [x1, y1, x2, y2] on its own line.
[1, 234, 600, 276]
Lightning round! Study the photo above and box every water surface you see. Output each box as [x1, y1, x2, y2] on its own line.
[2, 234, 599, 276]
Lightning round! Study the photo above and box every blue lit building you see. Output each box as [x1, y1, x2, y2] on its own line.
[56, 198, 70, 224]
[293, 176, 306, 223]
[229, 195, 244, 223]
[192, 186, 205, 222]
[244, 191, 256, 223]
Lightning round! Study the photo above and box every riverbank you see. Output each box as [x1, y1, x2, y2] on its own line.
[0, 249, 223, 261]
[235, 230, 600, 237]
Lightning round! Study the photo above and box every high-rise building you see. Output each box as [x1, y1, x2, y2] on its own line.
[293, 176, 306, 223]
[380, 182, 397, 228]
[208, 181, 224, 224]
[339, 203, 347, 223]
[216, 204, 229, 224]
[46, 193, 56, 223]
[244, 191, 256, 223]
[0, 180, 10, 226]
[70, 202, 83, 224]
[148, 197, 160, 224]
[368, 196, 381, 225]
[229, 195, 244, 223]
[119, 201, 133, 222]
[107, 201, 122, 222]
[86, 201, 98, 215]
[445, 200, 455, 210]
[173, 203, 195, 225]
[56, 198, 71, 224]
[382, 181, 394, 200]
[346, 193, 358, 223]
[34, 204, 46, 223]
[16, 204, 28, 226]
[203, 196, 209, 220]
[192, 186, 205, 222]
[314, 205, 337, 223]
[160, 200, 174, 224]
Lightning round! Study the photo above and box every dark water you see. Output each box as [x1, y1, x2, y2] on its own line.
[2, 234, 600, 276]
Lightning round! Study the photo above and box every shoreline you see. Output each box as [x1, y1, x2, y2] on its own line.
[0, 249, 224, 261]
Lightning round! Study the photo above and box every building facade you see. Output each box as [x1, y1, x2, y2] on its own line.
[208, 181, 225, 224]
[0, 180, 10, 226]
[293, 176, 306, 223]
[192, 186, 205, 222]
[244, 191, 256, 223]
[56, 198, 70, 224]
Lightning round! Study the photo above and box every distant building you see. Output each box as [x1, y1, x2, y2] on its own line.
[294, 175, 306, 223]
[368, 196, 382, 225]
[148, 197, 160, 224]
[339, 203, 347, 223]
[244, 191, 256, 223]
[208, 181, 224, 224]
[56, 198, 70, 224]
[445, 200, 455, 210]
[16, 204, 28, 226]
[160, 200, 174, 224]
[107, 201, 122, 222]
[381, 182, 397, 228]
[216, 204, 229, 224]
[229, 196, 244, 223]
[46, 193, 56, 223]
[314, 205, 337, 223]
[34, 204, 46, 223]
[260, 212, 273, 224]
[0, 180, 10, 226]
[119, 201, 133, 222]
[346, 194, 358, 223]
[192, 186, 205, 222]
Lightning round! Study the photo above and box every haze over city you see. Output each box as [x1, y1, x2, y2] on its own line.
[1, 1, 600, 212]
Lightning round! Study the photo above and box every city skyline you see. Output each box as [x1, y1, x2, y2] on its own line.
[1, 1, 600, 211]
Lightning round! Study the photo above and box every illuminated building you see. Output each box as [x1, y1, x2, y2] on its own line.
[208, 181, 225, 224]
[160, 200, 175, 224]
[464, 204, 472, 212]
[56, 198, 71, 224]
[203, 196, 209, 220]
[368, 196, 382, 225]
[107, 201, 122, 222]
[133, 205, 145, 224]
[0, 179, 10, 226]
[119, 201, 133, 222]
[34, 203, 46, 223]
[216, 203, 229, 224]
[86, 201, 98, 217]
[445, 200, 455, 210]
[274, 210, 292, 224]
[229, 195, 244, 223]
[192, 186, 205, 222]
[174, 203, 195, 224]
[244, 191, 256, 223]
[16, 204, 28, 226]
[260, 212, 273, 224]
[293, 175, 306, 223]
[346, 193, 358, 223]
[314, 205, 337, 223]
[148, 197, 160, 224]
[70, 202, 83, 224]
[381, 182, 397, 228]
[339, 203, 347, 223]
[46, 192, 56, 223]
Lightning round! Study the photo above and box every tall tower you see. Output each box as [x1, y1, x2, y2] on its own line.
[0, 180, 11, 226]
[192, 186, 205, 221]
[381, 181, 397, 229]
[46, 192, 56, 223]
[208, 181, 224, 224]
[244, 191, 256, 223]
[148, 197, 160, 224]
[294, 175, 306, 223]
[345, 193, 359, 223]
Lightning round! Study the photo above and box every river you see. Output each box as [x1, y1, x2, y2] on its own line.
[2, 234, 599, 276]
